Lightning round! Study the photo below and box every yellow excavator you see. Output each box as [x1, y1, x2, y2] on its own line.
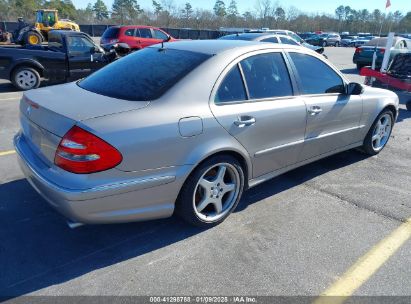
[14, 9, 80, 45]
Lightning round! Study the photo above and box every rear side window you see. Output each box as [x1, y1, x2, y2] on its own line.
[289, 52, 345, 95]
[124, 29, 135, 37]
[79, 48, 211, 101]
[137, 28, 152, 38]
[261, 37, 279, 43]
[240, 53, 293, 99]
[215, 65, 247, 103]
[102, 27, 119, 39]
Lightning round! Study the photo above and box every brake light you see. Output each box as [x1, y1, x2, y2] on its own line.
[380, 48, 385, 54]
[355, 48, 361, 54]
[54, 126, 122, 174]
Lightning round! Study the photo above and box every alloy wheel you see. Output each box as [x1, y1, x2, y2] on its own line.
[193, 163, 240, 222]
[372, 114, 392, 151]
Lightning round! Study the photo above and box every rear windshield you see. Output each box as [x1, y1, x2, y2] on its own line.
[102, 27, 120, 38]
[79, 47, 211, 101]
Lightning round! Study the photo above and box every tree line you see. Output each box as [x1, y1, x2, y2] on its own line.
[0, 0, 410, 33]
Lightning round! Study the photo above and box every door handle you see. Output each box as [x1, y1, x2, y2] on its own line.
[234, 116, 256, 128]
[308, 106, 323, 116]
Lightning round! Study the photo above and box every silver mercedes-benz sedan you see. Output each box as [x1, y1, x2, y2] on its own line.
[14, 40, 399, 228]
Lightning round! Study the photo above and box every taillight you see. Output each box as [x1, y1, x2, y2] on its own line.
[355, 48, 361, 54]
[54, 126, 122, 174]
[380, 48, 385, 54]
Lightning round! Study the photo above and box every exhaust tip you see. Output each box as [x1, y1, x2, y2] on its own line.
[67, 220, 84, 229]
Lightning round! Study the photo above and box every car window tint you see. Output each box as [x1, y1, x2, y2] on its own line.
[153, 29, 168, 40]
[240, 53, 293, 99]
[289, 52, 345, 94]
[79, 48, 211, 101]
[67, 36, 95, 56]
[261, 37, 279, 43]
[138, 28, 152, 38]
[215, 65, 247, 103]
[124, 29, 134, 36]
[280, 37, 299, 45]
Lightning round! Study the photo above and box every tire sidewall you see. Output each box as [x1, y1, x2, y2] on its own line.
[12, 67, 41, 91]
[363, 110, 394, 155]
[176, 155, 245, 227]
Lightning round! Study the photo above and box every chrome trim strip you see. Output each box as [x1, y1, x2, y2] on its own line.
[255, 139, 304, 157]
[254, 125, 365, 157]
[305, 125, 366, 142]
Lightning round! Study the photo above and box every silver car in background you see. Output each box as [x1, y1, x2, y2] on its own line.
[15, 40, 399, 228]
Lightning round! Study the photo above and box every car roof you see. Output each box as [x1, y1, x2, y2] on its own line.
[149, 39, 303, 55]
[220, 33, 296, 41]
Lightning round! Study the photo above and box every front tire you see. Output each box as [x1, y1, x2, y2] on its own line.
[361, 110, 394, 155]
[25, 31, 42, 45]
[356, 63, 364, 70]
[322, 41, 327, 47]
[335, 41, 340, 47]
[175, 155, 245, 228]
[11, 67, 41, 91]
[406, 101, 411, 111]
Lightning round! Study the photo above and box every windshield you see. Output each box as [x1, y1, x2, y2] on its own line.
[79, 47, 211, 101]
[102, 27, 120, 39]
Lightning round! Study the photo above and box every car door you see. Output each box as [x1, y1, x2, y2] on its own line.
[137, 28, 154, 48]
[67, 35, 105, 81]
[210, 51, 307, 178]
[287, 51, 363, 161]
[121, 28, 137, 48]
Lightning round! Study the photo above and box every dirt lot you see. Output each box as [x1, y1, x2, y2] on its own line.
[0, 47, 410, 300]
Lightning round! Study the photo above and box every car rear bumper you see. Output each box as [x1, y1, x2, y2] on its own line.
[14, 132, 190, 225]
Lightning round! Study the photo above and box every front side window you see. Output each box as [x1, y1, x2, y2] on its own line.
[67, 36, 95, 56]
[261, 37, 279, 43]
[280, 37, 299, 45]
[153, 29, 168, 40]
[240, 53, 293, 99]
[215, 65, 247, 103]
[289, 52, 345, 95]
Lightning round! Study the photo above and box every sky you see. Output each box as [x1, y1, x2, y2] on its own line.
[72, 0, 410, 15]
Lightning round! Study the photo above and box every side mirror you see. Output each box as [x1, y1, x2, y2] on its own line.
[346, 82, 364, 95]
[165, 35, 172, 42]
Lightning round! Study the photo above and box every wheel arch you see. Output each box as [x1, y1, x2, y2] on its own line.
[10, 60, 44, 79]
[184, 147, 252, 190]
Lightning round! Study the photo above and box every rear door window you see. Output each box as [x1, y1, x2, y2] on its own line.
[137, 28, 153, 38]
[240, 53, 293, 99]
[289, 52, 345, 94]
[215, 65, 247, 103]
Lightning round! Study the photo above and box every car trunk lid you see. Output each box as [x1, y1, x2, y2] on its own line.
[20, 82, 149, 166]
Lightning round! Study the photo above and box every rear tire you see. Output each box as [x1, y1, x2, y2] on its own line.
[175, 155, 245, 228]
[361, 109, 394, 155]
[335, 41, 340, 47]
[356, 63, 364, 70]
[11, 66, 41, 91]
[322, 41, 327, 47]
